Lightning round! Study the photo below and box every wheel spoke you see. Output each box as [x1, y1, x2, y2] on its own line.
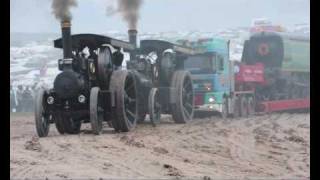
[125, 91, 136, 103]
[183, 107, 191, 118]
[183, 80, 192, 89]
[98, 107, 104, 113]
[129, 97, 136, 103]
[185, 102, 193, 110]
[155, 102, 161, 109]
[125, 81, 135, 92]
[126, 109, 136, 119]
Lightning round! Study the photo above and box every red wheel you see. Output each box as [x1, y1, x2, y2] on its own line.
[247, 97, 255, 116]
[232, 96, 241, 118]
[240, 96, 248, 118]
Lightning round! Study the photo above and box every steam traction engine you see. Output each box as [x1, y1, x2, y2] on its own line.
[34, 21, 138, 137]
[127, 30, 195, 125]
[236, 31, 310, 114]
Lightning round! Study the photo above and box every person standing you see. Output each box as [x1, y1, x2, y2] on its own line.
[16, 85, 24, 112]
[10, 85, 18, 112]
[24, 86, 34, 112]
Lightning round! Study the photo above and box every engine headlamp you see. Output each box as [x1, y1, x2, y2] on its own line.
[47, 96, 54, 104]
[78, 94, 86, 103]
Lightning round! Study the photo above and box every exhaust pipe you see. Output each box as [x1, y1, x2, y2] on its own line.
[61, 20, 72, 59]
[128, 29, 137, 60]
[128, 29, 137, 48]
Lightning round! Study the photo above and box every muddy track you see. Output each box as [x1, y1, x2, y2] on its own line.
[10, 112, 310, 179]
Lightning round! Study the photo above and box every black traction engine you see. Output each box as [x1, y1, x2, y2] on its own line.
[34, 21, 138, 137]
[126, 30, 195, 125]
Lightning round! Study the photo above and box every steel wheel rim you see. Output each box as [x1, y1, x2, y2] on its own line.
[124, 75, 137, 125]
[35, 89, 50, 136]
[182, 76, 193, 119]
[40, 111, 50, 130]
[151, 88, 161, 125]
[97, 91, 104, 127]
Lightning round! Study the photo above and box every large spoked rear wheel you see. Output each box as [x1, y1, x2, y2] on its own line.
[171, 71, 194, 123]
[90, 87, 104, 135]
[148, 88, 161, 126]
[110, 70, 138, 132]
[35, 89, 50, 137]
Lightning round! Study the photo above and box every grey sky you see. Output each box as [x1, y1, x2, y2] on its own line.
[10, 0, 310, 34]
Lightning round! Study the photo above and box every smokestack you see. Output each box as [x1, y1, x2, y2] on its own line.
[61, 20, 72, 59]
[128, 29, 137, 48]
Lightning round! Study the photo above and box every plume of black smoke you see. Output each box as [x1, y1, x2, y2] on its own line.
[52, 0, 77, 21]
[108, 0, 143, 29]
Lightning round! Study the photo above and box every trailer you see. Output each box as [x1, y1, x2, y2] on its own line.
[178, 32, 310, 118]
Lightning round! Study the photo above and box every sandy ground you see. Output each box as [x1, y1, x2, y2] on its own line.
[10, 112, 310, 179]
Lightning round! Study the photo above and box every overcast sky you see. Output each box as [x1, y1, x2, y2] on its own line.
[10, 0, 310, 34]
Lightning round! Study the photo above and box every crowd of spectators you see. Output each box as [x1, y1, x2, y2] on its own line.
[10, 83, 47, 113]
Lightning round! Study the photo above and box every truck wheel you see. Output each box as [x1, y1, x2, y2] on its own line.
[220, 97, 228, 119]
[247, 96, 255, 116]
[35, 89, 50, 137]
[171, 71, 194, 123]
[90, 87, 104, 135]
[149, 88, 161, 126]
[233, 96, 241, 118]
[110, 70, 138, 132]
[240, 96, 248, 118]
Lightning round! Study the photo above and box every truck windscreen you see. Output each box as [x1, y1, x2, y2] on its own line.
[184, 55, 216, 74]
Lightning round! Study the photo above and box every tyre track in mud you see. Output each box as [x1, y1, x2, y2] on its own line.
[11, 112, 309, 179]
[226, 113, 309, 179]
[227, 115, 286, 176]
[76, 133, 148, 178]
[145, 119, 233, 177]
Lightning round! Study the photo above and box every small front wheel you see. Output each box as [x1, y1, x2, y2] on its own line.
[148, 88, 161, 126]
[55, 113, 81, 134]
[90, 87, 104, 135]
[34, 89, 50, 137]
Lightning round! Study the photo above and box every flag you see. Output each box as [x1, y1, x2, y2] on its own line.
[40, 64, 47, 77]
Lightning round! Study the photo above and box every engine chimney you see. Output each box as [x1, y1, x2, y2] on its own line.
[128, 29, 137, 48]
[61, 20, 72, 59]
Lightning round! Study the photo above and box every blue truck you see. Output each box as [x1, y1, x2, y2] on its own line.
[177, 38, 234, 117]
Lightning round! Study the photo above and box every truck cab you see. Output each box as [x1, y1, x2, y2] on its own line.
[182, 38, 231, 113]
